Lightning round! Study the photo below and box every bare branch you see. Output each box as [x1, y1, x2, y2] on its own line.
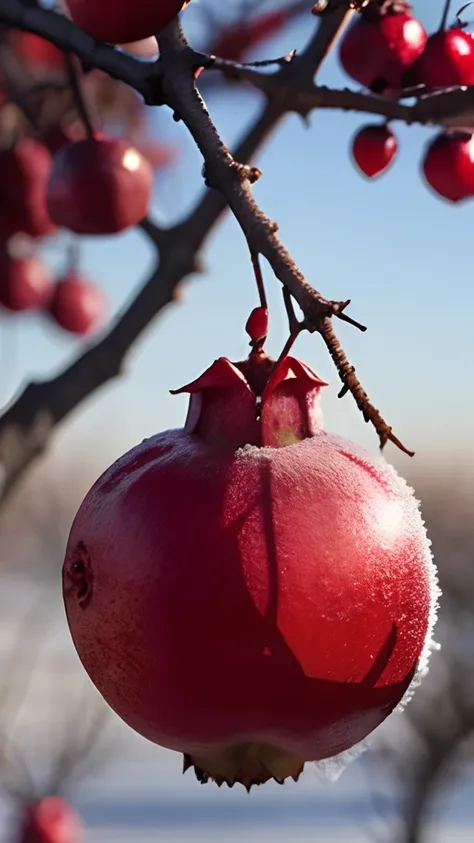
[0, 0, 416, 511]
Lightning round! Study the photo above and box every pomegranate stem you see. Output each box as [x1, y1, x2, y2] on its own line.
[439, 0, 452, 31]
[250, 249, 268, 311]
[66, 54, 95, 140]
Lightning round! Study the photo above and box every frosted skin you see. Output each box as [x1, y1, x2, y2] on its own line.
[63, 429, 433, 763]
[65, 0, 185, 44]
[46, 138, 153, 236]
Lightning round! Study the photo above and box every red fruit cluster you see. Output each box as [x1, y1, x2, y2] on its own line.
[0, 249, 107, 337]
[339, 1, 427, 95]
[63, 319, 438, 790]
[342, 4, 474, 203]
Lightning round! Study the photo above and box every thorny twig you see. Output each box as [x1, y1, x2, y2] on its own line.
[0, 0, 451, 508]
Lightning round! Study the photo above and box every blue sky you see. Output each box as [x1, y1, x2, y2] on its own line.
[1, 1, 472, 489]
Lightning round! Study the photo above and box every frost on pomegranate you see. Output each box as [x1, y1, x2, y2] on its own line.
[63, 313, 439, 791]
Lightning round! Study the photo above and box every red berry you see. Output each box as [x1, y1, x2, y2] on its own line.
[48, 274, 107, 335]
[46, 137, 153, 235]
[63, 350, 438, 789]
[422, 131, 474, 203]
[352, 124, 398, 178]
[339, 6, 427, 94]
[0, 138, 57, 240]
[10, 31, 65, 70]
[407, 29, 474, 88]
[64, 0, 187, 44]
[245, 307, 269, 344]
[19, 796, 82, 843]
[0, 252, 53, 313]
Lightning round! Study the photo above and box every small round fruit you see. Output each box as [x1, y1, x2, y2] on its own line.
[407, 29, 474, 88]
[19, 796, 83, 843]
[63, 346, 438, 790]
[65, 0, 187, 44]
[422, 131, 474, 203]
[48, 274, 107, 335]
[352, 124, 398, 178]
[0, 138, 56, 240]
[46, 137, 153, 235]
[0, 252, 53, 313]
[339, 4, 427, 94]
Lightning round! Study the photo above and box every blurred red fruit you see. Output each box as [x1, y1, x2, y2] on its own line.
[0, 139, 57, 240]
[352, 124, 398, 178]
[211, 10, 291, 62]
[422, 131, 474, 203]
[10, 32, 65, 70]
[339, 3, 427, 94]
[48, 274, 107, 335]
[65, 0, 187, 44]
[405, 29, 474, 88]
[0, 252, 53, 313]
[46, 136, 153, 235]
[63, 342, 437, 789]
[19, 796, 83, 843]
[135, 141, 176, 171]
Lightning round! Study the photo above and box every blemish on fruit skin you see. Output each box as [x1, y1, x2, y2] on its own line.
[66, 542, 93, 610]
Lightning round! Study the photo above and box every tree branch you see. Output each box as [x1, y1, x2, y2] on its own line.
[0, 0, 415, 512]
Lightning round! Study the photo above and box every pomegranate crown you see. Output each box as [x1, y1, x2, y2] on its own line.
[171, 307, 327, 450]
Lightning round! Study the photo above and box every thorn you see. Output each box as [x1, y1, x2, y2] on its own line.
[182, 754, 192, 774]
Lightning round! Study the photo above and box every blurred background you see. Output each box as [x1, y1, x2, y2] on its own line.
[0, 0, 473, 841]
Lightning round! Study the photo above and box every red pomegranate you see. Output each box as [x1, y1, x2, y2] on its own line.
[46, 136, 153, 235]
[18, 796, 83, 843]
[64, 0, 187, 44]
[422, 131, 474, 203]
[0, 138, 56, 240]
[63, 322, 438, 789]
[0, 252, 53, 313]
[48, 274, 107, 335]
[406, 29, 474, 88]
[352, 124, 398, 178]
[339, 1, 427, 95]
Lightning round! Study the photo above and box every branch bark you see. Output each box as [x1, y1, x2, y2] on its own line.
[0, 0, 412, 511]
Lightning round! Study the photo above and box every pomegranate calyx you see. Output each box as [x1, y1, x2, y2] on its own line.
[183, 743, 305, 791]
[172, 355, 327, 450]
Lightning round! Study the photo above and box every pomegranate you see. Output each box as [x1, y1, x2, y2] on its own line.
[339, 1, 427, 95]
[422, 131, 474, 203]
[64, 0, 187, 44]
[63, 316, 438, 789]
[0, 138, 56, 240]
[18, 796, 83, 843]
[352, 124, 398, 177]
[0, 251, 53, 312]
[48, 274, 107, 335]
[405, 29, 474, 88]
[46, 136, 153, 235]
